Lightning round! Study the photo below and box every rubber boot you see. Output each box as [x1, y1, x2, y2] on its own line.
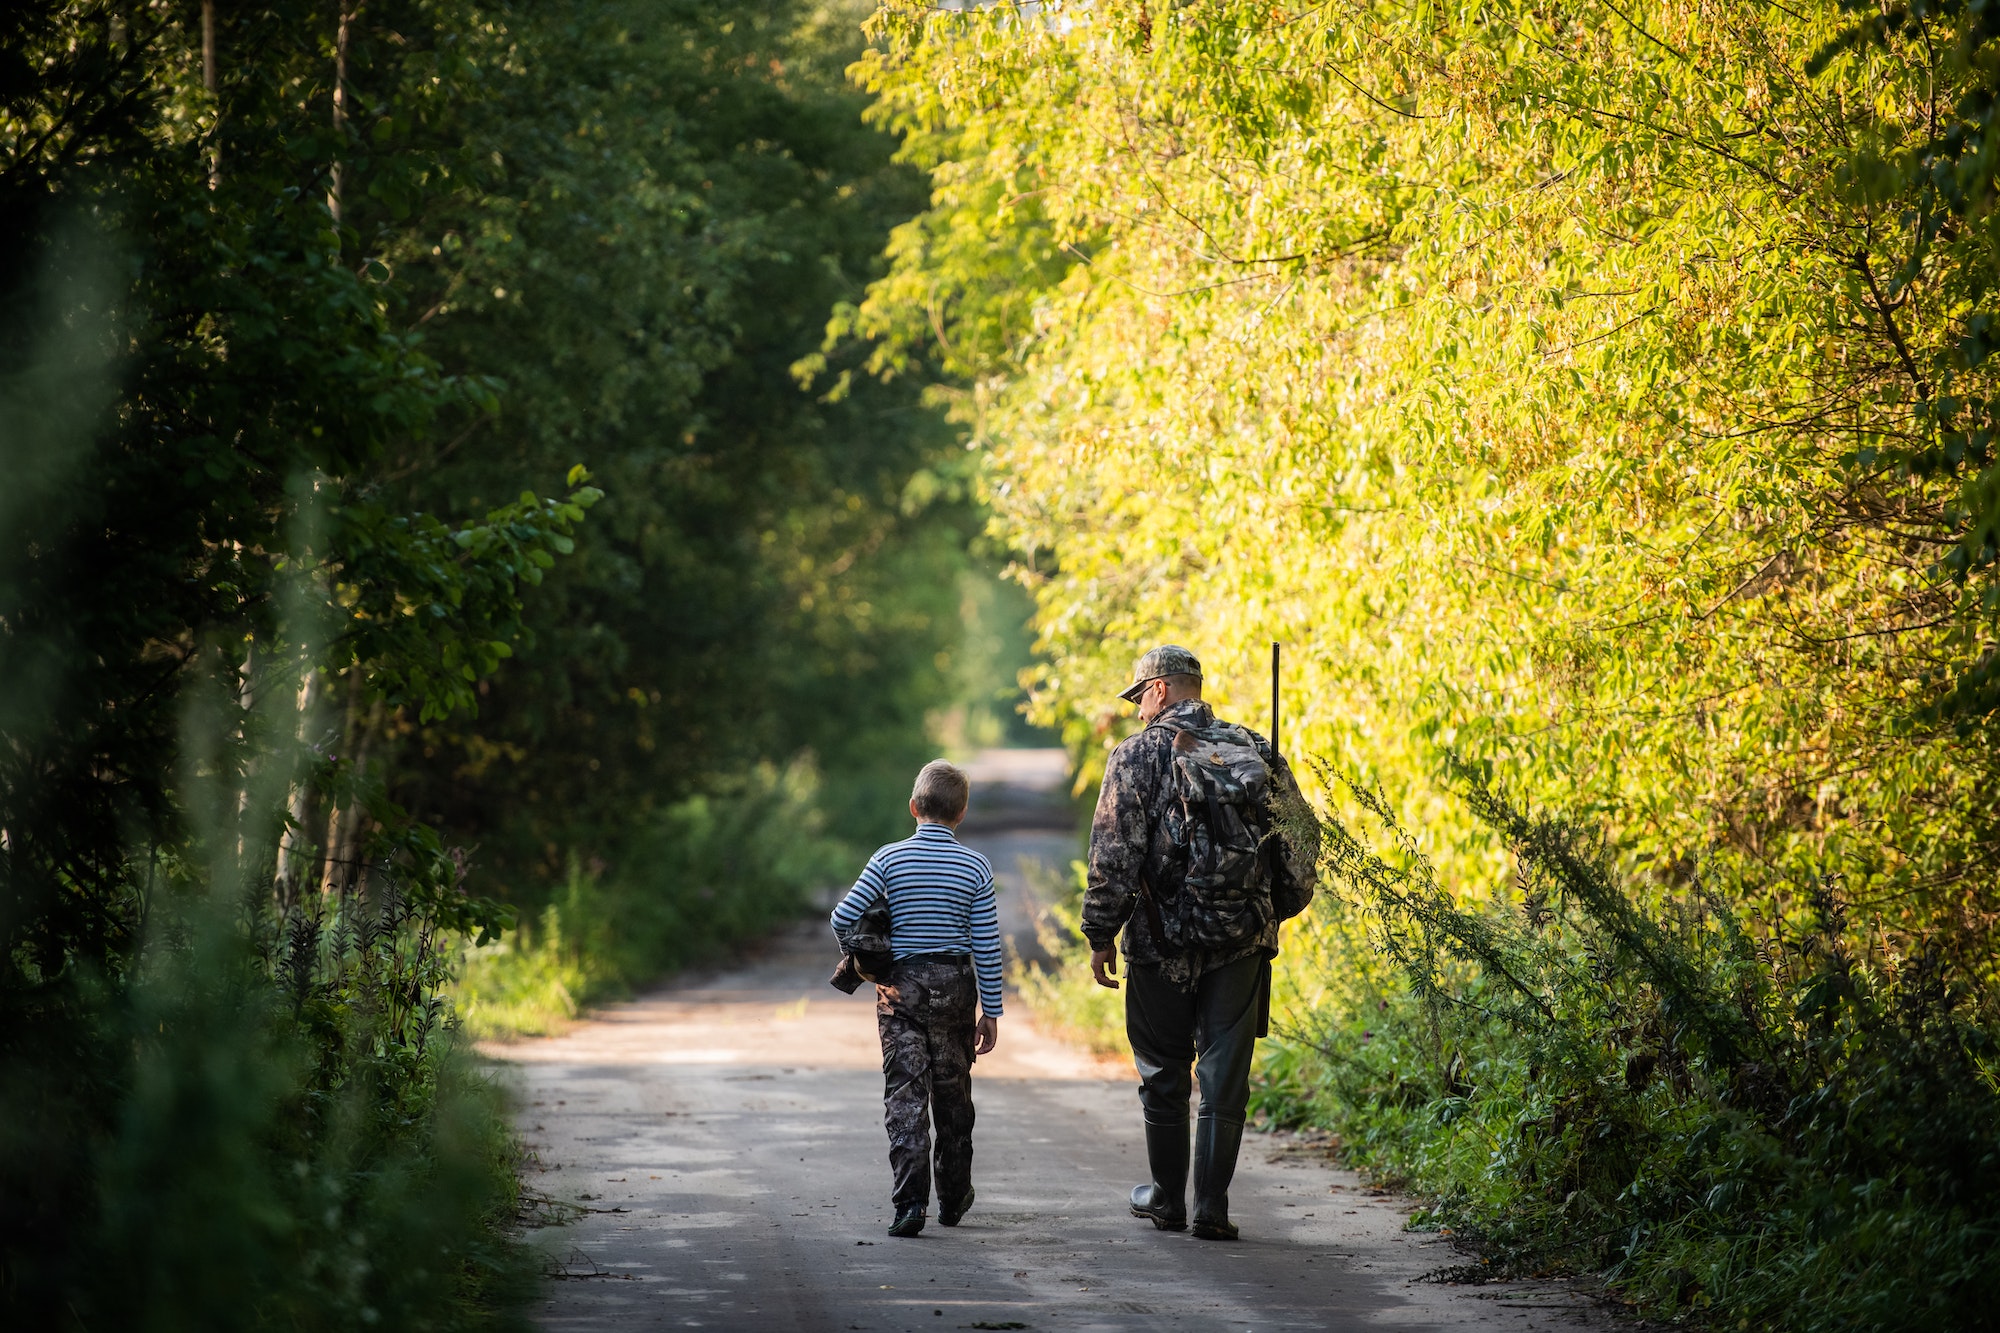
[1190, 1115, 1243, 1240]
[1128, 1118, 1189, 1231]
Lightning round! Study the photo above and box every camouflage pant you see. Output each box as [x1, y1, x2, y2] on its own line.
[876, 956, 978, 1213]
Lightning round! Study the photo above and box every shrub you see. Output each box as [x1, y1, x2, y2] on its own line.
[1260, 761, 2000, 1330]
[1010, 858, 1131, 1059]
[0, 876, 535, 1332]
[455, 761, 843, 1040]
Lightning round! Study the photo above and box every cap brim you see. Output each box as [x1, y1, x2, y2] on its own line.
[1117, 680, 1148, 703]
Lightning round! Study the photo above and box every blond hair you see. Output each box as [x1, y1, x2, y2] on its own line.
[911, 759, 970, 822]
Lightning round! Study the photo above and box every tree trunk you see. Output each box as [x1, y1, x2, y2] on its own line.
[329, 4, 353, 223]
[320, 695, 383, 898]
[202, 0, 219, 188]
[272, 669, 324, 913]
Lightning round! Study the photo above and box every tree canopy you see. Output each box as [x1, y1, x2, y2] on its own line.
[846, 3, 2000, 1322]
[846, 0, 2000, 948]
[1, 0, 967, 1323]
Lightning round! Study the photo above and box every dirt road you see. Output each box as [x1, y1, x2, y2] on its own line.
[484, 822, 1608, 1332]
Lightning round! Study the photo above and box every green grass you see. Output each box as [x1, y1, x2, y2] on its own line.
[1250, 767, 2000, 1332]
[455, 764, 846, 1040]
[1008, 857, 1132, 1058]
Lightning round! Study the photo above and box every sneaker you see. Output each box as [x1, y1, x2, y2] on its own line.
[939, 1187, 975, 1227]
[887, 1207, 926, 1238]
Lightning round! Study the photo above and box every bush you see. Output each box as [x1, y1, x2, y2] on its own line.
[0, 876, 534, 1333]
[455, 761, 843, 1039]
[1258, 762, 2000, 1330]
[1010, 858, 1131, 1059]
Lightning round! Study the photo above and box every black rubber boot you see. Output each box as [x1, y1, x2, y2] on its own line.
[1190, 1115, 1243, 1240]
[1128, 1118, 1189, 1231]
[887, 1207, 926, 1238]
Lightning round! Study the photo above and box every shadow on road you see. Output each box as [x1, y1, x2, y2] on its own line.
[483, 751, 1611, 1332]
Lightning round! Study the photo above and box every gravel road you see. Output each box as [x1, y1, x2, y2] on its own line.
[483, 824, 1611, 1333]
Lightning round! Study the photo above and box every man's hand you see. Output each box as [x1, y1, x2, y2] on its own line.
[1090, 947, 1120, 990]
[974, 1015, 999, 1056]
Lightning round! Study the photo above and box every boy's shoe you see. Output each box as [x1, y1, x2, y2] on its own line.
[887, 1207, 926, 1238]
[939, 1187, 975, 1227]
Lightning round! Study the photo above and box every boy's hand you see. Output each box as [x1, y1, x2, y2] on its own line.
[1090, 947, 1119, 989]
[974, 1015, 999, 1056]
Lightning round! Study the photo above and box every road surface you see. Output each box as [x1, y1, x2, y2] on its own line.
[484, 796, 1609, 1332]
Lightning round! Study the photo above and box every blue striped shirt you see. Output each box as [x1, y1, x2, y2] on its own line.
[830, 823, 1004, 1016]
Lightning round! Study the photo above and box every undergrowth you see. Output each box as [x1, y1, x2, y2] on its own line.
[1010, 857, 1131, 1058]
[455, 764, 843, 1039]
[1254, 760, 2000, 1330]
[3, 870, 535, 1331]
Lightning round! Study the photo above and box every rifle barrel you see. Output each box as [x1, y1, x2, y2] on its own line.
[1270, 641, 1281, 760]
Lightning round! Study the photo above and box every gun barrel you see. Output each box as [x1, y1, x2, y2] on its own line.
[1270, 640, 1281, 760]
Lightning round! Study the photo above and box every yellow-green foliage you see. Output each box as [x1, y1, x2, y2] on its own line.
[1009, 860, 1132, 1057]
[838, 0, 2000, 949]
[834, 4, 2000, 1324]
[455, 896, 595, 1039]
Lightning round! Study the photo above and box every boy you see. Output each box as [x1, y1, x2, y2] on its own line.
[829, 760, 1003, 1238]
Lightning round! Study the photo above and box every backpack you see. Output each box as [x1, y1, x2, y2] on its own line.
[1144, 717, 1284, 951]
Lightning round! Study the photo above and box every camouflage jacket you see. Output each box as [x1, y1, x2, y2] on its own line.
[1081, 699, 1311, 986]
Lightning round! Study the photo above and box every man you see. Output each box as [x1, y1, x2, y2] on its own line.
[1084, 645, 1314, 1240]
[830, 760, 1003, 1238]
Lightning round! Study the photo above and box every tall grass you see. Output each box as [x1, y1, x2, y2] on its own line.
[3, 868, 534, 1332]
[1009, 857, 1131, 1058]
[455, 762, 844, 1039]
[1257, 761, 2000, 1330]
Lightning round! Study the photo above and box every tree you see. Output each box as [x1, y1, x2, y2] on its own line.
[840, 3, 2000, 1322]
[375, 0, 975, 887]
[845, 0, 2000, 951]
[1, 2, 584, 1321]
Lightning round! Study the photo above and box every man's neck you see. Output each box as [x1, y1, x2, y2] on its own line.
[1149, 696, 1206, 723]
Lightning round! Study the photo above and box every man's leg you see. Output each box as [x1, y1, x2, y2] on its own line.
[1125, 961, 1197, 1229]
[877, 973, 935, 1220]
[1189, 952, 1264, 1239]
[926, 963, 979, 1221]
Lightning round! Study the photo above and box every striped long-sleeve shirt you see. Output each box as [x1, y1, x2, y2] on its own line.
[830, 823, 1003, 1016]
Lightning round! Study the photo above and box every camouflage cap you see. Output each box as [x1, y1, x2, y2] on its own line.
[1118, 644, 1203, 702]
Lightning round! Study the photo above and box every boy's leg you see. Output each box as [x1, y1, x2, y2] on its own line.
[877, 971, 936, 1214]
[925, 963, 979, 1210]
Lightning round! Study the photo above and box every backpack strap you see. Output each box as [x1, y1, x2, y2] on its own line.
[1132, 712, 1195, 953]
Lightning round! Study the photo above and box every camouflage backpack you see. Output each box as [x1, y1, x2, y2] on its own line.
[1146, 717, 1281, 950]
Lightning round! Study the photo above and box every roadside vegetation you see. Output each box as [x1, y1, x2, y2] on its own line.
[454, 764, 844, 1038]
[1264, 765, 2000, 1328]
[841, 1, 2000, 1326]
[2, 0, 966, 1325]
[1012, 859, 1130, 1059]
